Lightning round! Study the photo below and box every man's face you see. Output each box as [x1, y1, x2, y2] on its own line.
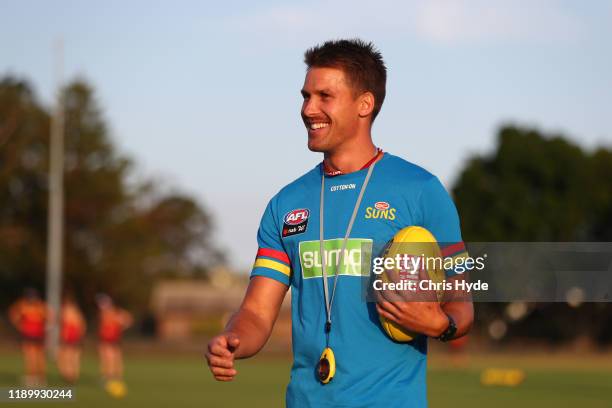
[301, 67, 361, 153]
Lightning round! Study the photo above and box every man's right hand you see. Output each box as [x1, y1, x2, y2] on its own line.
[205, 332, 241, 381]
[204, 277, 288, 382]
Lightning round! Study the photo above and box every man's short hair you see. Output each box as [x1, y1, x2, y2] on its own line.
[304, 38, 387, 121]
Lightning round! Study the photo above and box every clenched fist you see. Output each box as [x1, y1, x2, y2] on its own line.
[205, 332, 241, 381]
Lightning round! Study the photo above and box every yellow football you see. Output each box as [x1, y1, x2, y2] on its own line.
[378, 226, 444, 342]
[105, 379, 127, 399]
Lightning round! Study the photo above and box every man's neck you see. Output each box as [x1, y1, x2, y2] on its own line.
[323, 140, 378, 175]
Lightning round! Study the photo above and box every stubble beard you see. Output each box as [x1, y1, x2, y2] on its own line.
[307, 129, 335, 153]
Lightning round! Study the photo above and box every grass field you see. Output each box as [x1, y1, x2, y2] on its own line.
[1, 349, 611, 407]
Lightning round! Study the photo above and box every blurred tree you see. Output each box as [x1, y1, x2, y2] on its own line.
[0, 77, 222, 316]
[453, 125, 612, 345]
[0, 78, 49, 299]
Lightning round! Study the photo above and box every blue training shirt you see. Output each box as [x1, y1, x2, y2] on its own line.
[250, 152, 466, 408]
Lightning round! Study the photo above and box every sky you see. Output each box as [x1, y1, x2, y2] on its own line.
[2, 0, 611, 270]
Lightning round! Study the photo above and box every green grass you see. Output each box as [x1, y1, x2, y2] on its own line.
[1, 351, 611, 407]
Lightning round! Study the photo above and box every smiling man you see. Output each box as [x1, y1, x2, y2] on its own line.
[206, 39, 473, 407]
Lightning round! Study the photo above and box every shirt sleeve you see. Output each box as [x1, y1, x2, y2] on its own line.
[419, 176, 469, 277]
[250, 197, 291, 286]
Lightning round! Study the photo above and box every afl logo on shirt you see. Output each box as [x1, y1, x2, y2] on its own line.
[365, 201, 396, 220]
[283, 208, 310, 237]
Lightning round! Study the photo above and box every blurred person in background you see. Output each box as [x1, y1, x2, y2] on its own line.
[8, 288, 49, 386]
[58, 292, 86, 383]
[96, 293, 133, 384]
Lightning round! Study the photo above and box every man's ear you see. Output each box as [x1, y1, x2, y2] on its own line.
[358, 92, 375, 118]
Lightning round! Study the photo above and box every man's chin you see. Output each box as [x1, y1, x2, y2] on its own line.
[307, 138, 327, 153]
[308, 145, 325, 153]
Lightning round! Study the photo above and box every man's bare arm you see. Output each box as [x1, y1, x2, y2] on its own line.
[205, 276, 288, 381]
[225, 276, 288, 358]
[440, 300, 473, 339]
[439, 272, 474, 338]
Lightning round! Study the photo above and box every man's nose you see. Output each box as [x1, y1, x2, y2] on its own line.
[302, 98, 318, 117]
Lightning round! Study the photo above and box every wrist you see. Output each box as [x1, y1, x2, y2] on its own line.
[435, 313, 457, 342]
[431, 312, 449, 338]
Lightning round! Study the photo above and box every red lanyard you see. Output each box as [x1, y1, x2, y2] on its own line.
[323, 148, 382, 177]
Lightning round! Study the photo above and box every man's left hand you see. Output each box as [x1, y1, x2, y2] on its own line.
[376, 300, 448, 338]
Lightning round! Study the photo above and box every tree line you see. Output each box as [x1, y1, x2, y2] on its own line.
[453, 125, 612, 345]
[0, 77, 222, 316]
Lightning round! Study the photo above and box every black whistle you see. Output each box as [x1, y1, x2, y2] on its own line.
[325, 322, 331, 333]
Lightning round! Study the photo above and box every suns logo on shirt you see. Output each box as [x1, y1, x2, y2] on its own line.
[365, 201, 396, 220]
